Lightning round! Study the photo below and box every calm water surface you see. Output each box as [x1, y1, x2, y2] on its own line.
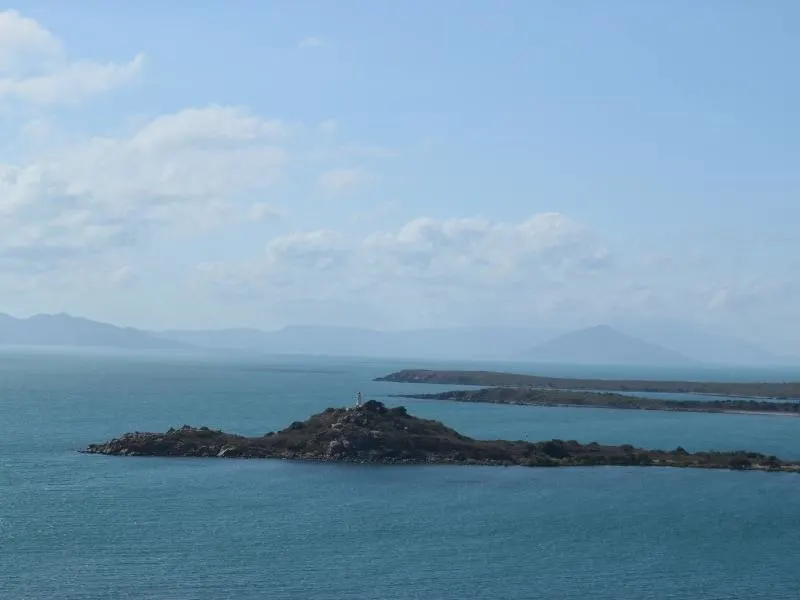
[2, 350, 800, 599]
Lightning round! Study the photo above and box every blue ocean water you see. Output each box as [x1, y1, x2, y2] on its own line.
[2, 349, 800, 599]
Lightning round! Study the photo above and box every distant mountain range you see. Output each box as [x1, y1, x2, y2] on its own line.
[0, 312, 793, 367]
[523, 325, 696, 366]
[610, 319, 786, 367]
[0, 313, 185, 350]
[156, 324, 561, 359]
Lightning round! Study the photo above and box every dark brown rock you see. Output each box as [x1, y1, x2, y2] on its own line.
[82, 400, 800, 473]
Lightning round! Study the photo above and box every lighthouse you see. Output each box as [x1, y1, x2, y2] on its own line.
[355, 391, 363, 408]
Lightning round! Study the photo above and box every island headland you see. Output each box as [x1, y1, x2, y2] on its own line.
[375, 369, 800, 399]
[83, 400, 797, 472]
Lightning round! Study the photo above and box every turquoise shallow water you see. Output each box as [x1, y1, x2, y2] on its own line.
[2, 350, 800, 599]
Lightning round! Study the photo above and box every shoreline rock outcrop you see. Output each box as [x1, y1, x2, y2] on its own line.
[83, 400, 799, 472]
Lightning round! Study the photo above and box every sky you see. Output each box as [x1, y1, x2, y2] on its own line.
[0, 1, 799, 351]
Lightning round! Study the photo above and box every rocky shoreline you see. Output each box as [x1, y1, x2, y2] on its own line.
[83, 400, 799, 472]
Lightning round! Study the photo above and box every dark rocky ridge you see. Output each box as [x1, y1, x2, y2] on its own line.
[391, 387, 800, 415]
[376, 369, 800, 400]
[83, 400, 799, 472]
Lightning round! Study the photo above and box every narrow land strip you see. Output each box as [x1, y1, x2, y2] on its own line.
[390, 387, 800, 416]
[376, 369, 800, 400]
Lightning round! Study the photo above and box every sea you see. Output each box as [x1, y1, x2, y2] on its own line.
[2, 348, 800, 600]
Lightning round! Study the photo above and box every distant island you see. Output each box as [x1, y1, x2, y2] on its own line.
[376, 369, 800, 400]
[390, 387, 800, 416]
[83, 399, 797, 472]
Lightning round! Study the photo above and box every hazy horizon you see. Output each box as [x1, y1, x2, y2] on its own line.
[1, 4, 799, 354]
[0, 310, 793, 368]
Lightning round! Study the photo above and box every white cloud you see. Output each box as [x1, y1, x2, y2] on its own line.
[109, 265, 136, 286]
[190, 213, 800, 335]
[318, 168, 370, 197]
[0, 10, 61, 73]
[247, 202, 284, 222]
[0, 54, 144, 105]
[706, 280, 797, 315]
[130, 105, 286, 150]
[0, 105, 290, 269]
[0, 10, 142, 105]
[298, 37, 324, 50]
[193, 213, 616, 328]
[46, 105, 288, 207]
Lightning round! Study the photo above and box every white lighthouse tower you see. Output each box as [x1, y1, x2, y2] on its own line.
[355, 391, 363, 408]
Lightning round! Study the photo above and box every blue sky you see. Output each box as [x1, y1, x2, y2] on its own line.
[1, 2, 799, 351]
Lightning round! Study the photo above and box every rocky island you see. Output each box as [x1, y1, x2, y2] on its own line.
[84, 400, 798, 472]
[376, 369, 800, 400]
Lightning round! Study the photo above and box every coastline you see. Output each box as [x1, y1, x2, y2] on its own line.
[389, 386, 800, 417]
[376, 369, 800, 400]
